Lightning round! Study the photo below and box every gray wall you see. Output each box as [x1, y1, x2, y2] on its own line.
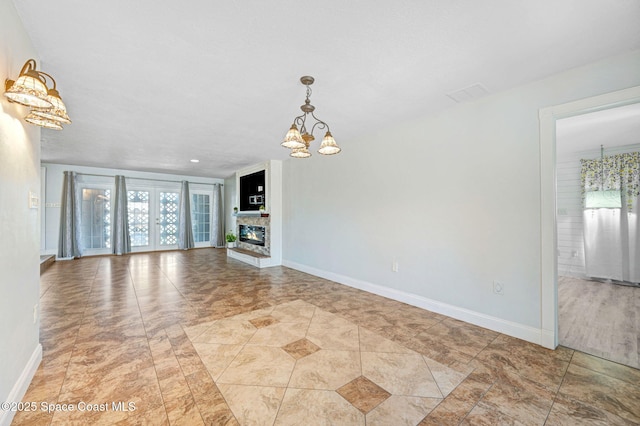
[282, 50, 640, 338]
[0, 1, 42, 422]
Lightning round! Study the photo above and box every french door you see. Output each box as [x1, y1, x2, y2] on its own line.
[127, 188, 180, 252]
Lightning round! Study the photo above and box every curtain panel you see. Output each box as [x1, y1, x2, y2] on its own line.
[58, 171, 82, 258]
[178, 181, 195, 250]
[112, 175, 131, 255]
[211, 183, 225, 247]
[581, 152, 640, 283]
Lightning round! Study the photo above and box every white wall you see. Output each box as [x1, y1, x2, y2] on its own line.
[42, 163, 224, 255]
[0, 2, 43, 424]
[283, 50, 640, 344]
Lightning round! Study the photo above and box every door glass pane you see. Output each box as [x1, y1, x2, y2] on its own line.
[81, 188, 111, 249]
[159, 192, 179, 246]
[128, 190, 149, 247]
[191, 194, 210, 243]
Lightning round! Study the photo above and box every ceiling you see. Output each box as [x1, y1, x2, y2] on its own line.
[557, 102, 640, 158]
[12, 0, 640, 178]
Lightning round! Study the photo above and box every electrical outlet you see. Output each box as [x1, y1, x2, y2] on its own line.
[493, 281, 504, 295]
[392, 260, 399, 272]
[571, 250, 578, 258]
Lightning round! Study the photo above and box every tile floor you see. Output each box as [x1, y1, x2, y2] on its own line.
[12, 249, 640, 425]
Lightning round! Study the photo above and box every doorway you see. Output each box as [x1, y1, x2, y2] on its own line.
[555, 105, 640, 368]
[127, 187, 180, 252]
[539, 85, 640, 363]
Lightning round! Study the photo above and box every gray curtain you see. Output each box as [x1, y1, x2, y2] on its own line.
[112, 175, 131, 255]
[211, 183, 225, 247]
[58, 171, 82, 258]
[178, 180, 195, 250]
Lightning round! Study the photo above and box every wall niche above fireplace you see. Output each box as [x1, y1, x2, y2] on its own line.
[239, 169, 265, 212]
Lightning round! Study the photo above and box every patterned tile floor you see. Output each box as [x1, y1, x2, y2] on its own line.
[12, 249, 640, 425]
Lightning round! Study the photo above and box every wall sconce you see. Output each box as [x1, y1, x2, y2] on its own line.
[4, 59, 71, 130]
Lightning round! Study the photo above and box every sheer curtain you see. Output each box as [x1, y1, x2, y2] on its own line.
[582, 152, 640, 283]
[112, 175, 131, 255]
[58, 171, 82, 258]
[211, 183, 225, 248]
[178, 181, 195, 250]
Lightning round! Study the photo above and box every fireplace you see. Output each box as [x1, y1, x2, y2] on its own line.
[239, 225, 266, 247]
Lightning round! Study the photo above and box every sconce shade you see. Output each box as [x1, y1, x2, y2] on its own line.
[318, 131, 341, 155]
[30, 88, 71, 124]
[282, 124, 305, 149]
[24, 112, 63, 130]
[4, 73, 52, 109]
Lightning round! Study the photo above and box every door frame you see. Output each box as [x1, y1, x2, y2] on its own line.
[539, 85, 640, 349]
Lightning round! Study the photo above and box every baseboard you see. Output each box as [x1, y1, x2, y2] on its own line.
[540, 329, 557, 349]
[0, 344, 42, 426]
[282, 260, 548, 347]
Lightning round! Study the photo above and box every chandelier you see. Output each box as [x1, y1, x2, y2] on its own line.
[281, 76, 341, 158]
[3, 59, 71, 130]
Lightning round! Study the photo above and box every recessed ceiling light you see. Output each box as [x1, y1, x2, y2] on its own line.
[190, 159, 200, 163]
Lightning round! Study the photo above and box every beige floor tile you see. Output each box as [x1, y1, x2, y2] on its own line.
[218, 384, 285, 425]
[217, 345, 295, 387]
[307, 321, 360, 351]
[289, 349, 361, 390]
[270, 299, 316, 322]
[191, 318, 258, 345]
[192, 342, 243, 380]
[246, 320, 309, 347]
[367, 395, 441, 426]
[275, 388, 365, 425]
[423, 357, 470, 397]
[362, 352, 443, 398]
[359, 327, 416, 354]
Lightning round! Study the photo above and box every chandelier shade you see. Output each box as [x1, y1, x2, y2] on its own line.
[290, 145, 312, 158]
[318, 131, 341, 155]
[281, 76, 341, 158]
[282, 124, 305, 149]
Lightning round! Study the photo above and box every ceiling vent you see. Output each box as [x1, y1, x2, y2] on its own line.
[446, 83, 489, 103]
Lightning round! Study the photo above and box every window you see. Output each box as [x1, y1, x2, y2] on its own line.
[80, 188, 111, 250]
[191, 193, 211, 244]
